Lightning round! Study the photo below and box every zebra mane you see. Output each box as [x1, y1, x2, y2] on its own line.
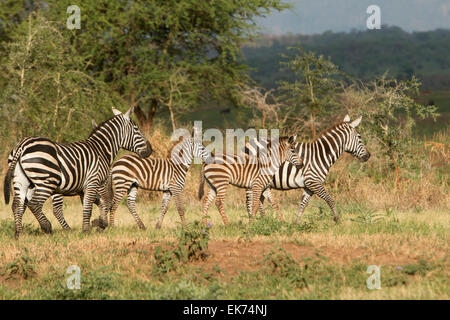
[88, 117, 114, 138]
[166, 135, 187, 158]
[312, 122, 349, 142]
[243, 136, 290, 158]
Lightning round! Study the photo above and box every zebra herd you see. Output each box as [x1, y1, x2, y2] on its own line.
[3, 108, 370, 239]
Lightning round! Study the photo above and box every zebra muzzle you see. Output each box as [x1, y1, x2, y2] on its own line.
[139, 141, 153, 158]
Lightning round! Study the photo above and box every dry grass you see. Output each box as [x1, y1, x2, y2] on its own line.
[0, 127, 448, 299]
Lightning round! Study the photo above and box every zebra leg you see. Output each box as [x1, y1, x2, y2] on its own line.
[202, 189, 216, 226]
[249, 182, 265, 224]
[294, 188, 314, 223]
[245, 189, 253, 217]
[156, 191, 171, 229]
[245, 189, 265, 218]
[309, 184, 339, 223]
[27, 187, 53, 235]
[51, 194, 71, 230]
[109, 184, 130, 227]
[81, 185, 99, 232]
[214, 185, 229, 225]
[126, 186, 146, 230]
[263, 189, 282, 221]
[11, 190, 29, 239]
[97, 182, 112, 228]
[173, 190, 186, 228]
[11, 171, 32, 238]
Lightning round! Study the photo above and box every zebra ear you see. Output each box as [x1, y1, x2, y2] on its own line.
[112, 107, 122, 116]
[344, 114, 351, 122]
[193, 126, 201, 140]
[124, 106, 135, 120]
[350, 116, 362, 128]
[288, 135, 297, 144]
[91, 119, 98, 129]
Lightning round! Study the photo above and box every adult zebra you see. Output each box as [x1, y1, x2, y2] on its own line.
[198, 135, 303, 225]
[3, 107, 152, 238]
[245, 115, 370, 223]
[108, 129, 210, 230]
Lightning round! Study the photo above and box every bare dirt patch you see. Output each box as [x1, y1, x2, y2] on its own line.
[189, 239, 431, 278]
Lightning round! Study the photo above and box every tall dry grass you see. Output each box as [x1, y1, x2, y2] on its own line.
[0, 124, 448, 212]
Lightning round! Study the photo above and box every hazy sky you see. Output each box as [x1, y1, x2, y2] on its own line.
[256, 0, 450, 35]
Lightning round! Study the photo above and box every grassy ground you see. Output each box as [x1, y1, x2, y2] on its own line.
[0, 193, 448, 300]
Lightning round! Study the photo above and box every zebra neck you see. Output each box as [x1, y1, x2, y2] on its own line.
[170, 155, 193, 172]
[259, 154, 281, 175]
[87, 127, 121, 165]
[299, 136, 344, 170]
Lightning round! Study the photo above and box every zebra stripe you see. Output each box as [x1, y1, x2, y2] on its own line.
[3, 107, 152, 238]
[247, 115, 371, 222]
[108, 132, 209, 229]
[198, 136, 302, 225]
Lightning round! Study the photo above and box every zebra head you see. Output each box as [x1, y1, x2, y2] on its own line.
[244, 135, 303, 169]
[191, 127, 210, 162]
[112, 107, 152, 158]
[281, 135, 303, 169]
[171, 128, 209, 166]
[343, 115, 370, 162]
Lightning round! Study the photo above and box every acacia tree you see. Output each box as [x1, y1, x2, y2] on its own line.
[240, 85, 290, 129]
[0, 13, 117, 145]
[27, 0, 289, 133]
[278, 44, 342, 138]
[339, 76, 439, 186]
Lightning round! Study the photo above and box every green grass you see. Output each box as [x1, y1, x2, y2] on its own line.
[0, 198, 448, 300]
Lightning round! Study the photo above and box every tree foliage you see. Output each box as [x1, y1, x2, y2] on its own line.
[278, 44, 342, 137]
[0, 13, 118, 144]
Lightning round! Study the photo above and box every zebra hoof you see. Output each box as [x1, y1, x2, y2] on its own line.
[41, 223, 53, 234]
[155, 223, 161, 229]
[91, 219, 107, 230]
[333, 216, 340, 224]
[82, 225, 91, 233]
[138, 224, 147, 230]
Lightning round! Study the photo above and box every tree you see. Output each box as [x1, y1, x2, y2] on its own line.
[27, 0, 290, 133]
[278, 44, 342, 138]
[0, 13, 118, 144]
[239, 85, 289, 129]
[339, 75, 439, 187]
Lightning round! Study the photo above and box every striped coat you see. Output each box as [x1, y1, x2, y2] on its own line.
[247, 115, 370, 222]
[108, 131, 209, 229]
[198, 135, 303, 225]
[3, 107, 152, 238]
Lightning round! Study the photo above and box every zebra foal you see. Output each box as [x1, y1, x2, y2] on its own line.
[3, 107, 152, 238]
[198, 135, 303, 225]
[108, 130, 209, 230]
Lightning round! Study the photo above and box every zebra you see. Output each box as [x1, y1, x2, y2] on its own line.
[244, 115, 370, 223]
[108, 129, 210, 230]
[198, 135, 303, 225]
[3, 107, 152, 238]
[5, 120, 109, 231]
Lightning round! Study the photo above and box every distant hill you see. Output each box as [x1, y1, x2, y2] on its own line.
[241, 26, 450, 91]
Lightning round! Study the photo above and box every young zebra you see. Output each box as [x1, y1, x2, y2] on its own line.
[3, 107, 152, 238]
[198, 135, 303, 225]
[108, 130, 210, 230]
[246, 115, 370, 223]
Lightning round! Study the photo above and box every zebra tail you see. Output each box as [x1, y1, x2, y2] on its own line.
[198, 165, 205, 200]
[4, 148, 22, 205]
